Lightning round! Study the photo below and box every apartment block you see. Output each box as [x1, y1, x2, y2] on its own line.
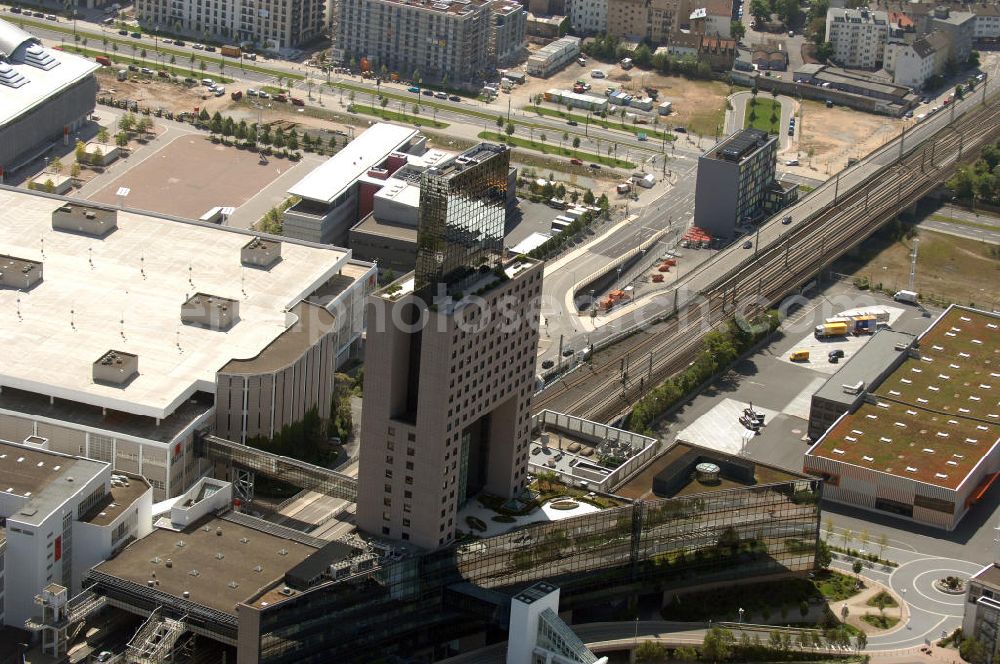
[569, 0, 607, 34]
[336, 0, 495, 83]
[825, 7, 889, 69]
[492, 1, 528, 67]
[607, 0, 682, 44]
[884, 30, 949, 88]
[925, 6, 975, 64]
[356, 144, 543, 550]
[693, 128, 778, 238]
[135, 0, 327, 50]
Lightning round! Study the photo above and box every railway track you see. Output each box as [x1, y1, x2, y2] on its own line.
[533, 95, 1000, 423]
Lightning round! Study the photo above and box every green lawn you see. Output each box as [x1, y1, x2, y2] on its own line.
[477, 131, 635, 169]
[524, 105, 675, 142]
[348, 103, 449, 128]
[11, 15, 302, 80]
[814, 570, 861, 602]
[866, 591, 898, 608]
[332, 82, 494, 121]
[745, 97, 782, 135]
[862, 614, 899, 629]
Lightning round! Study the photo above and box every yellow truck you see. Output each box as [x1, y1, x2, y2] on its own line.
[814, 321, 849, 338]
[790, 350, 810, 362]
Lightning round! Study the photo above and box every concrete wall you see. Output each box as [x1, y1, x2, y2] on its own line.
[693, 156, 738, 237]
[0, 75, 98, 173]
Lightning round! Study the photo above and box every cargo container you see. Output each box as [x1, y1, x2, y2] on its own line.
[815, 322, 849, 338]
[221, 45, 241, 57]
[95, 55, 112, 66]
[852, 315, 876, 334]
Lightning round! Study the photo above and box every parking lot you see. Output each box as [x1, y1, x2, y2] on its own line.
[89, 134, 304, 219]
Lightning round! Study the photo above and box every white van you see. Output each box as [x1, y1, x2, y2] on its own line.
[201, 77, 215, 87]
[591, 69, 606, 78]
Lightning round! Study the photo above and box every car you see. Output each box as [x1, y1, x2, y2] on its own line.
[825, 99, 833, 108]
[976, 73, 986, 82]
[541, 360, 555, 369]
[96, 653, 114, 663]
[787, 128, 794, 136]
[570, 158, 583, 165]
[828, 349, 845, 362]
[742, 240, 753, 249]
[434, 91, 447, 99]
[589, 163, 601, 169]
[128, 64, 139, 71]
[921, 96, 930, 104]
[174, 39, 185, 46]
[193, 43, 205, 50]
[448, 94, 461, 102]
[785, 158, 799, 166]
[561, 348, 575, 358]
[788, 30, 794, 37]
[118, 29, 128, 35]
[291, 97, 304, 106]
[45, 13, 57, 20]
[184, 76, 196, 84]
[214, 88, 225, 97]
[782, 215, 792, 225]
[9, 7, 21, 13]
[140, 67, 153, 74]
[161, 38, 173, 45]
[408, 86, 420, 93]
[258, 91, 270, 99]
[904, 110, 913, 118]
[247, 88, 258, 96]
[567, 120, 578, 126]
[673, 126, 687, 133]
[32, 11, 45, 17]
[205, 45, 216, 51]
[130, 31, 142, 38]
[421, 89, 434, 96]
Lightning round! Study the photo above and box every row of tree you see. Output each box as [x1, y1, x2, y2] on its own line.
[627, 313, 782, 434]
[581, 35, 714, 80]
[635, 625, 867, 663]
[948, 138, 1000, 209]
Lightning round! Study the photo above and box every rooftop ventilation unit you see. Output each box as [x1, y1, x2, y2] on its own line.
[0, 254, 42, 290]
[241, 236, 282, 270]
[93, 349, 139, 386]
[0, 62, 28, 88]
[52, 204, 117, 238]
[181, 293, 239, 331]
[19, 44, 59, 70]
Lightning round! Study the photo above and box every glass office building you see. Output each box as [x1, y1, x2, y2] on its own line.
[414, 143, 510, 295]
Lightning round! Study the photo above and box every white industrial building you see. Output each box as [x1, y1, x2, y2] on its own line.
[544, 88, 609, 112]
[825, 7, 889, 69]
[283, 123, 423, 245]
[0, 189, 375, 502]
[526, 35, 581, 77]
[0, 20, 99, 176]
[0, 438, 152, 629]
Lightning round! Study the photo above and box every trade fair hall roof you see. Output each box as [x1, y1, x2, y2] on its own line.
[0, 19, 100, 127]
[810, 306, 1000, 490]
[0, 188, 349, 420]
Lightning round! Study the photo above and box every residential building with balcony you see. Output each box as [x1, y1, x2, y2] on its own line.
[825, 7, 889, 69]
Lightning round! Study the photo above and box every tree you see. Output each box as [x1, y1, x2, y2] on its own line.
[731, 21, 746, 41]
[562, 131, 569, 147]
[505, 122, 515, 137]
[49, 156, 63, 173]
[859, 528, 870, 554]
[702, 627, 734, 662]
[815, 539, 832, 569]
[70, 162, 81, 178]
[874, 591, 888, 619]
[674, 646, 698, 662]
[961, 638, 989, 664]
[853, 559, 864, 585]
[750, 0, 770, 24]
[572, 137, 581, 149]
[380, 96, 389, 110]
[854, 632, 867, 653]
[199, 60, 207, 73]
[635, 641, 669, 664]
[583, 189, 595, 205]
[74, 139, 86, 163]
[97, 126, 109, 143]
[42, 178, 55, 193]
[328, 136, 338, 151]
[539, 132, 546, 144]
[955, 84, 965, 100]
[877, 533, 889, 559]
[496, 114, 504, 128]
[116, 131, 128, 148]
